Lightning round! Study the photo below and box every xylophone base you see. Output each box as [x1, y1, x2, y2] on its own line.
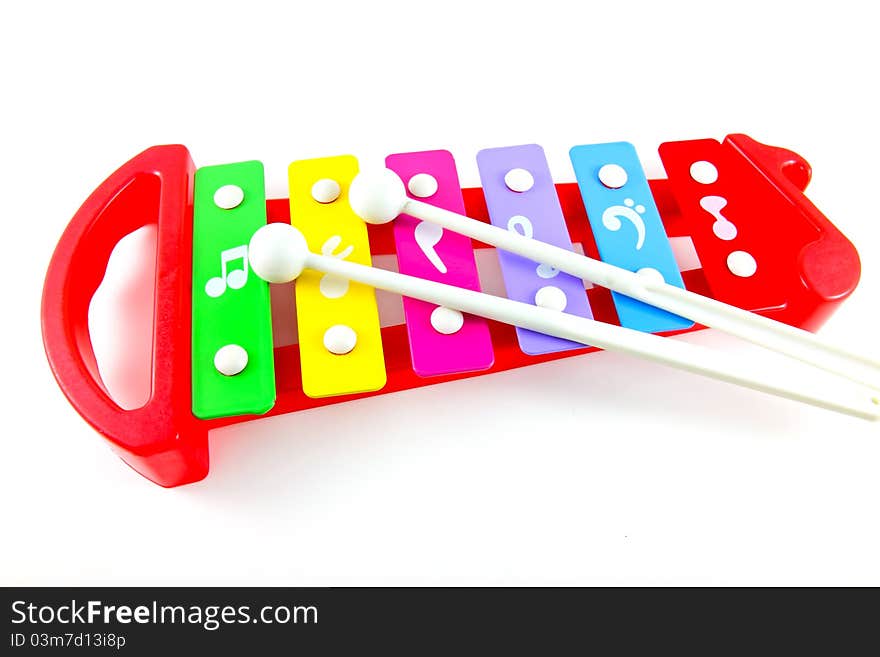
[41, 138, 860, 486]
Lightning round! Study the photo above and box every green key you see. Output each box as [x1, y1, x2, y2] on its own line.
[192, 161, 275, 419]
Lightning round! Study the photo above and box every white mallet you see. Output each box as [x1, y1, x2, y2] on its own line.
[249, 222, 880, 421]
[346, 168, 880, 392]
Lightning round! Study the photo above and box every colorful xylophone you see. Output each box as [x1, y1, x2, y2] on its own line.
[41, 134, 862, 487]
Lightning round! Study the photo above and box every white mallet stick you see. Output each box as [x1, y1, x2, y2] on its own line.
[248, 223, 880, 421]
[347, 169, 880, 391]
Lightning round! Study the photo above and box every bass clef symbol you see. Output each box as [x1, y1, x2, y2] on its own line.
[602, 198, 647, 251]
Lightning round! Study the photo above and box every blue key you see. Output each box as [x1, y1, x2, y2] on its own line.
[570, 142, 693, 333]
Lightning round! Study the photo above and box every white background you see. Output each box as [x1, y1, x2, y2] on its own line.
[3, 0, 879, 585]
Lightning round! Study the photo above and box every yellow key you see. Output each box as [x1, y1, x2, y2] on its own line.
[289, 155, 387, 398]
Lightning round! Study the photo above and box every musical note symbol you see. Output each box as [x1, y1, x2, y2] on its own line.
[699, 195, 738, 241]
[507, 214, 534, 239]
[601, 198, 647, 250]
[205, 245, 249, 298]
[536, 263, 560, 279]
[321, 235, 354, 260]
[415, 221, 447, 274]
[507, 215, 558, 280]
[319, 235, 355, 299]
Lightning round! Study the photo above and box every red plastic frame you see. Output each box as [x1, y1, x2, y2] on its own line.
[41, 136, 861, 487]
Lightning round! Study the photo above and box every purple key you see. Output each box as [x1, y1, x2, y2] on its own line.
[476, 144, 594, 355]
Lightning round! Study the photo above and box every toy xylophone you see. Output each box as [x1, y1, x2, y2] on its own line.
[42, 134, 878, 488]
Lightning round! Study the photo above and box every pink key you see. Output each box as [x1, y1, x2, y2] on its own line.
[386, 150, 494, 376]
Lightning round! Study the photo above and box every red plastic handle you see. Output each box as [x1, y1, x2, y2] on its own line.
[41, 145, 209, 487]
